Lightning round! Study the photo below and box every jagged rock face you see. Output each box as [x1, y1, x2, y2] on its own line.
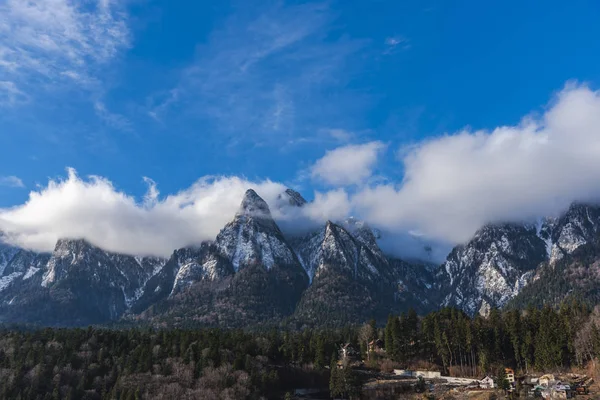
[42, 239, 164, 307]
[0, 247, 51, 303]
[213, 190, 309, 321]
[3, 250, 49, 278]
[291, 220, 433, 326]
[506, 204, 600, 309]
[508, 237, 600, 310]
[389, 258, 437, 313]
[544, 203, 600, 264]
[135, 190, 309, 327]
[341, 217, 381, 252]
[438, 224, 547, 316]
[0, 244, 20, 276]
[170, 244, 233, 295]
[291, 221, 390, 284]
[216, 189, 302, 273]
[276, 188, 307, 208]
[0, 239, 166, 325]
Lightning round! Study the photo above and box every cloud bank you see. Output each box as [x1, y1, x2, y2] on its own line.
[2, 84, 600, 259]
[355, 83, 600, 243]
[0, 169, 344, 257]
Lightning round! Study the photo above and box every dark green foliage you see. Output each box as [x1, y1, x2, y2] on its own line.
[383, 300, 591, 375]
[0, 299, 596, 399]
[495, 368, 510, 392]
[329, 361, 362, 399]
[0, 326, 350, 399]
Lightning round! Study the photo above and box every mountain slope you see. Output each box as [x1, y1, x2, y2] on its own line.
[135, 189, 309, 327]
[437, 224, 547, 316]
[508, 238, 600, 309]
[545, 203, 600, 264]
[291, 220, 434, 326]
[0, 239, 166, 326]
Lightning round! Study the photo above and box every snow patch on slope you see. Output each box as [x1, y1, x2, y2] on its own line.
[0, 272, 22, 292]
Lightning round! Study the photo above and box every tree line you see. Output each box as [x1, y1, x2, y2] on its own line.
[383, 300, 597, 376]
[1, 299, 600, 399]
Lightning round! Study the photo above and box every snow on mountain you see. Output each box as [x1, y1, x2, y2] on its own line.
[170, 244, 233, 295]
[0, 243, 19, 276]
[544, 203, 600, 264]
[0, 272, 22, 292]
[276, 188, 307, 208]
[291, 220, 393, 284]
[216, 189, 301, 273]
[438, 223, 547, 316]
[2, 184, 600, 326]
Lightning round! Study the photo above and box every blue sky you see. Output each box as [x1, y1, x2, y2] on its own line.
[2, 0, 600, 258]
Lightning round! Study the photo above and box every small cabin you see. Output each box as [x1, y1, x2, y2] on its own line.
[505, 368, 515, 383]
[340, 343, 358, 361]
[480, 376, 495, 389]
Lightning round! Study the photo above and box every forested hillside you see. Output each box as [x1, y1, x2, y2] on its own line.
[2, 300, 599, 399]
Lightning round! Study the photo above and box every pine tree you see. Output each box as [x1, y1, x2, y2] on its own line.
[315, 335, 326, 369]
[385, 315, 394, 353]
[495, 368, 510, 393]
[329, 356, 341, 398]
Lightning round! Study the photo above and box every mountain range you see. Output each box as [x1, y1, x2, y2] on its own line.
[1, 188, 599, 327]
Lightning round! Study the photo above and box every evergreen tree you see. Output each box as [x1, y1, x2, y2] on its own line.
[495, 368, 510, 393]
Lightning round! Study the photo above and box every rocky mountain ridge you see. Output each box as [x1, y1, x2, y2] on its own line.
[438, 203, 600, 316]
[1, 190, 599, 326]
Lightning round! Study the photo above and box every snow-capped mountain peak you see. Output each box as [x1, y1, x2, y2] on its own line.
[277, 188, 307, 207]
[217, 189, 302, 273]
[237, 189, 272, 217]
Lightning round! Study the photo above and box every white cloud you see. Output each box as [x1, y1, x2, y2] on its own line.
[0, 176, 24, 188]
[353, 83, 600, 244]
[323, 128, 355, 142]
[0, 169, 342, 257]
[0, 0, 130, 100]
[3, 84, 600, 260]
[311, 141, 386, 186]
[304, 189, 352, 222]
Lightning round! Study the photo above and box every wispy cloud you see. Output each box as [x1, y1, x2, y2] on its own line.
[148, 2, 366, 147]
[323, 128, 355, 142]
[0, 81, 28, 106]
[384, 35, 411, 54]
[0, 0, 131, 122]
[94, 101, 132, 132]
[0, 176, 25, 188]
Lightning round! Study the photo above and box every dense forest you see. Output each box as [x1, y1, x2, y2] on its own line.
[1, 300, 599, 399]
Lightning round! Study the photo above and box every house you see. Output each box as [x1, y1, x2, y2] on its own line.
[339, 343, 358, 363]
[505, 368, 515, 384]
[368, 339, 384, 352]
[479, 376, 495, 389]
[539, 374, 556, 387]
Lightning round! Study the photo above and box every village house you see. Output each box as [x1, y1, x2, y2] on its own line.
[479, 376, 495, 389]
[505, 368, 515, 384]
[368, 338, 384, 352]
[338, 343, 359, 367]
[539, 374, 556, 387]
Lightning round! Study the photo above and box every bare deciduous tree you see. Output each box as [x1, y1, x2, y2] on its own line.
[359, 323, 375, 361]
